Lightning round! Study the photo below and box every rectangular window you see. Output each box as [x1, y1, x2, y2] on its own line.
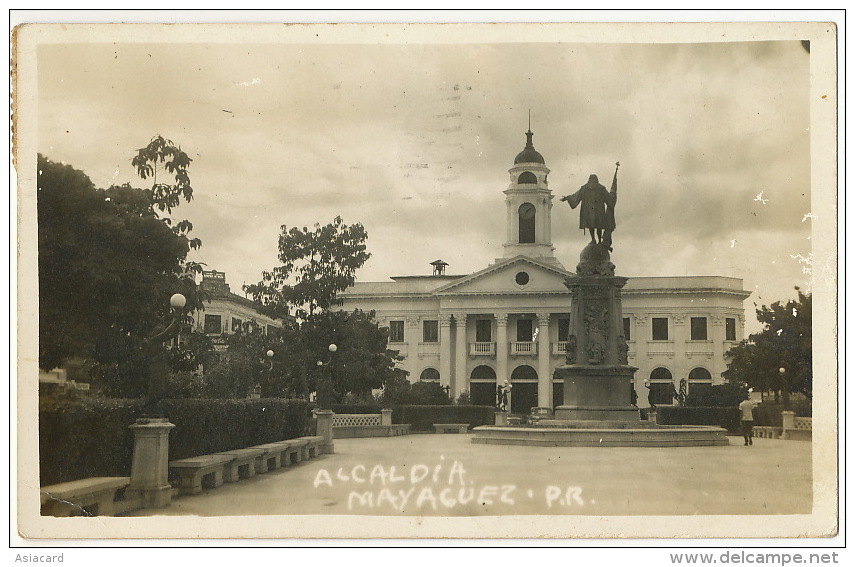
[423, 320, 438, 343]
[389, 320, 404, 343]
[516, 319, 533, 342]
[204, 314, 222, 334]
[231, 317, 242, 333]
[475, 319, 492, 342]
[652, 317, 668, 341]
[725, 318, 736, 341]
[690, 317, 708, 340]
[623, 317, 631, 341]
[557, 319, 570, 342]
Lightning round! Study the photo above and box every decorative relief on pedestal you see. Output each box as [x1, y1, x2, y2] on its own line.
[565, 335, 577, 364]
[584, 285, 611, 299]
[584, 302, 609, 365]
[617, 335, 629, 364]
[577, 260, 615, 277]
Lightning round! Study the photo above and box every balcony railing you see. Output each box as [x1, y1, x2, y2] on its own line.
[552, 341, 569, 355]
[684, 340, 714, 358]
[469, 342, 496, 356]
[510, 341, 537, 356]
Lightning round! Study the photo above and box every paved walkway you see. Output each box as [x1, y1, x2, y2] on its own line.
[127, 433, 811, 518]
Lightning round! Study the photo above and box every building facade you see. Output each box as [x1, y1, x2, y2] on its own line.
[194, 270, 287, 350]
[339, 130, 750, 411]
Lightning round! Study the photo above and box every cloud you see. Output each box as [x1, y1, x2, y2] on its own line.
[35, 39, 813, 323]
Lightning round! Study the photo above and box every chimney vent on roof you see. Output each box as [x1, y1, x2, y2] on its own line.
[430, 259, 449, 276]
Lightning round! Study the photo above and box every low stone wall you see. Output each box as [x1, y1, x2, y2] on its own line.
[753, 412, 811, 441]
[331, 410, 411, 438]
[333, 424, 411, 438]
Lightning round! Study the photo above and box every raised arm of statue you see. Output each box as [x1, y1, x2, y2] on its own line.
[562, 188, 583, 209]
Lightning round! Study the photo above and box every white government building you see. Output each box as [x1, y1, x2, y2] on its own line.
[339, 130, 751, 412]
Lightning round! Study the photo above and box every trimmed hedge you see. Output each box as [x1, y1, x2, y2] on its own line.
[392, 405, 495, 432]
[753, 400, 813, 427]
[39, 397, 311, 485]
[656, 406, 741, 434]
[331, 403, 383, 415]
[329, 403, 496, 432]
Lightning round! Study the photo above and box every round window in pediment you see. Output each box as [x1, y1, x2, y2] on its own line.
[515, 271, 530, 286]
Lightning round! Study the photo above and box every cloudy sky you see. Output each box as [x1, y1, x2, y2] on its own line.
[34, 26, 816, 331]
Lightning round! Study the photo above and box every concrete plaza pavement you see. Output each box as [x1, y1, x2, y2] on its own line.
[127, 433, 812, 518]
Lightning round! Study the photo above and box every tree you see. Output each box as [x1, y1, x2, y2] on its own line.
[37, 140, 202, 395]
[723, 288, 812, 407]
[300, 310, 407, 403]
[245, 216, 370, 319]
[200, 326, 278, 399]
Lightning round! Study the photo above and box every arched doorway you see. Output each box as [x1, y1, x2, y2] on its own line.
[419, 368, 440, 382]
[648, 367, 676, 406]
[469, 365, 497, 407]
[510, 365, 538, 414]
[688, 367, 713, 399]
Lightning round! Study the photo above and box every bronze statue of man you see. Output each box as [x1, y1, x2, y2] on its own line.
[561, 162, 619, 249]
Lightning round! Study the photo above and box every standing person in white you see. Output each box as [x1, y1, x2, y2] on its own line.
[739, 394, 758, 446]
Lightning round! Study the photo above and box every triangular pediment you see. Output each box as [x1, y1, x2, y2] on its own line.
[433, 256, 573, 296]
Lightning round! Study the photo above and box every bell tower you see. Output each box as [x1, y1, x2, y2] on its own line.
[502, 126, 562, 267]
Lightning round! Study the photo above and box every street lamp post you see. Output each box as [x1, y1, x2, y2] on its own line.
[316, 343, 337, 410]
[314, 343, 338, 455]
[778, 367, 790, 409]
[127, 291, 186, 509]
[143, 293, 187, 414]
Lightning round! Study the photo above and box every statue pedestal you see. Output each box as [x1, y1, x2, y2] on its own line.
[494, 411, 509, 425]
[554, 364, 639, 421]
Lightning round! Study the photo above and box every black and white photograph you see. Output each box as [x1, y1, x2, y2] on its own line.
[12, 13, 841, 549]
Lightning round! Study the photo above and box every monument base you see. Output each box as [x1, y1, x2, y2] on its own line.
[553, 406, 640, 421]
[554, 364, 638, 420]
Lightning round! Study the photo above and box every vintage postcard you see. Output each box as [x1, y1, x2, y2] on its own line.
[12, 14, 840, 545]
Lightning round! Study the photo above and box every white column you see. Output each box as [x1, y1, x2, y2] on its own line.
[536, 312, 551, 409]
[454, 313, 468, 400]
[495, 313, 509, 388]
[439, 314, 453, 391]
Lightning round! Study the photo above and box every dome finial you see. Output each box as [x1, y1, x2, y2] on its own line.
[524, 110, 535, 149]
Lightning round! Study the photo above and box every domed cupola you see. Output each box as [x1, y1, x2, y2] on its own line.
[500, 126, 563, 268]
[514, 129, 545, 164]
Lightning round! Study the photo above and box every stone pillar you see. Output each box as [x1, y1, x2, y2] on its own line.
[495, 313, 509, 389]
[316, 410, 335, 454]
[781, 410, 796, 440]
[439, 314, 453, 390]
[536, 312, 551, 409]
[127, 418, 175, 509]
[380, 408, 393, 426]
[454, 313, 468, 400]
